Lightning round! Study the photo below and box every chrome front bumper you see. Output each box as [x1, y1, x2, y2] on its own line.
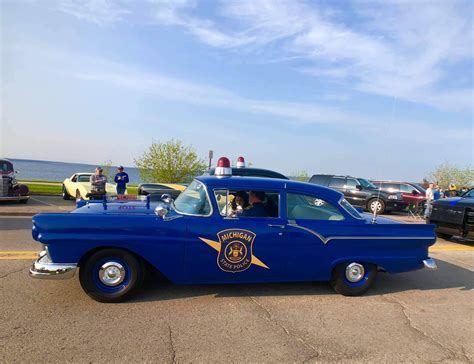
[29, 250, 77, 280]
[423, 258, 437, 270]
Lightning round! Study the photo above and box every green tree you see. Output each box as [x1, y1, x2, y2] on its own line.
[135, 140, 207, 183]
[101, 160, 113, 178]
[427, 162, 474, 188]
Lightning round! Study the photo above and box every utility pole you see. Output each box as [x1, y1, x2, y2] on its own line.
[208, 150, 213, 169]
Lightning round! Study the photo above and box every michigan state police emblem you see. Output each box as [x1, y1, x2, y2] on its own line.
[217, 229, 256, 273]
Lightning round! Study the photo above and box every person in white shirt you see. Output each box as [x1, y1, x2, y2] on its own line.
[424, 183, 434, 218]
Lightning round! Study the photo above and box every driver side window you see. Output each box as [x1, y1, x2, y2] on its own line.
[287, 193, 344, 221]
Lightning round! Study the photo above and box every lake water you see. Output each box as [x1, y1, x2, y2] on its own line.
[9, 159, 143, 184]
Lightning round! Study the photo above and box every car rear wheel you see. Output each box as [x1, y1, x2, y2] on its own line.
[79, 248, 144, 303]
[368, 198, 385, 214]
[330, 262, 377, 296]
[62, 185, 70, 200]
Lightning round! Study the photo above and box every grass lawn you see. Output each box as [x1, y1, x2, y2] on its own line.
[24, 183, 62, 195]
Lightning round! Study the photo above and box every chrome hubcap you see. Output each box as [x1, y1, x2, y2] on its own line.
[99, 262, 125, 286]
[345, 263, 365, 283]
[371, 201, 381, 212]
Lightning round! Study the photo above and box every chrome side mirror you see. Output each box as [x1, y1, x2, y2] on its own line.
[155, 205, 169, 217]
[161, 193, 173, 204]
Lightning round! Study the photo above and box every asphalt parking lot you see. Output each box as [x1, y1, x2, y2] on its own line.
[0, 199, 473, 362]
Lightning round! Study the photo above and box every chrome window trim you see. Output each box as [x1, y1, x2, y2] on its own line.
[339, 198, 364, 220]
[174, 179, 213, 217]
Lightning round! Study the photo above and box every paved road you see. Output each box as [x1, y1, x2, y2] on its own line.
[0, 216, 473, 362]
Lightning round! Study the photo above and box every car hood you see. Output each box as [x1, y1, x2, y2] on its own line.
[73, 201, 158, 215]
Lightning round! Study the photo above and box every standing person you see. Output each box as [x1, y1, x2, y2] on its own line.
[433, 185, 441, 200]
[89, 167, 107, 199]
[114, 166, 129, 195]
[424, 183, 434, 219]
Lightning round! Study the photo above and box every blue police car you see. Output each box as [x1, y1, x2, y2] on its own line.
[30, 158, 437, 302]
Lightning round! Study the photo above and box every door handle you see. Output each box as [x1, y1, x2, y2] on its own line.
[267, 224, 285, 229]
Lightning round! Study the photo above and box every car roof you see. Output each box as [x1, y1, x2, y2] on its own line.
[207, 167, 288, 179]
[75, 172, 93, 175]
[196, 176, 343, 201]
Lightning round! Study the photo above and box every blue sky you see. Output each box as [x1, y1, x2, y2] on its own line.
[1, 0, 473, 181]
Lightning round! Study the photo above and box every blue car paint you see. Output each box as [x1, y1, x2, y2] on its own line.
[32, 176, 436, 285]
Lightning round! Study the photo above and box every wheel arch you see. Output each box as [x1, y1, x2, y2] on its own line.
[77, 246, 166, 279]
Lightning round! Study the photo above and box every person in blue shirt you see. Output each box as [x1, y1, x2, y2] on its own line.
[114, 166, 129, 195]
[242, 191, 267, 217]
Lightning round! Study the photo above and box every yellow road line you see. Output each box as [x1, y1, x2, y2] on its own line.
[0, 251, 39, 260]
[430, 246, 474, 251]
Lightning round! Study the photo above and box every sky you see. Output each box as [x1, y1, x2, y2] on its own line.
[1, 0, 473, 181]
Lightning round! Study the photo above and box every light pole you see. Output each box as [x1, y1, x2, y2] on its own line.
[208, 150, 214, 169]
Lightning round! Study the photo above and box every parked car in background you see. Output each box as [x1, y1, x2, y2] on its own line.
[429, 189, 474, 240]
[308, 174, 407, 214]
[137, 183, 187, 200]
[371, 181, 426, 205]
[62, 173, 118, 200]
[0, 158, 29, 203]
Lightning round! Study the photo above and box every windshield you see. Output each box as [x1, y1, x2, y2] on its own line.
[463, 189, 474, 198]
[358, 178, 377, 189]
[174, 180, 211, 216]
[411, 183, 426, 194]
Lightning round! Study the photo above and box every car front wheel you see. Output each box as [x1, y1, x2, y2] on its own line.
[330, 262, 377, 296]
[79, 248, 144, 303]
[368, 198, 386, 214]
[62, 185, 70, 200]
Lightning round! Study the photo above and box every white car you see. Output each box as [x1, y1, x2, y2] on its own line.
[62, 173, 119, 200]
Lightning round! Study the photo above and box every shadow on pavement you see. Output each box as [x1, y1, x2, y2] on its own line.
[132, 258, 473, 303]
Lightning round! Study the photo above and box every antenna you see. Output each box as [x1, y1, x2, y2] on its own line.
[371, 180, 383, 224]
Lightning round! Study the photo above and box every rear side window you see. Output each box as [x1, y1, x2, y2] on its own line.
[345, 178, 358, 189]
[287, 193, 344, 221]
[399, 184, 413, 193]
[77, 175, 91, 182]
[380, 183, 399, 192]
[329, 178, 345, 188]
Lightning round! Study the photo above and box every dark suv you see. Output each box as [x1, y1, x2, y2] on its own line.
[308, 174, 407, 214]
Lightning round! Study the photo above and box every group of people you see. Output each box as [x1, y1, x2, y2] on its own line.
[88, 166, 129, 198]
[424, 183, 469, 218]
[222, 191, 274, 217]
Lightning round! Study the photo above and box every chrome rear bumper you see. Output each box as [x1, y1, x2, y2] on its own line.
[423, 258, 437, 270]
[29, 250, 77, 280]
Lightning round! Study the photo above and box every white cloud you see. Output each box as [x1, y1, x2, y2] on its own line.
[147, 0, 473, 112]
[57, 0, 130, 25]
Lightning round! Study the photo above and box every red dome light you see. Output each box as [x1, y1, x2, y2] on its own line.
[215, 157, 232, 177]
[217, 157, 230, 168]
[236, 156, 246, 168]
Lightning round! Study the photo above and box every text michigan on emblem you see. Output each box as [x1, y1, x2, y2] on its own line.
[216, 229, 256, 272]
